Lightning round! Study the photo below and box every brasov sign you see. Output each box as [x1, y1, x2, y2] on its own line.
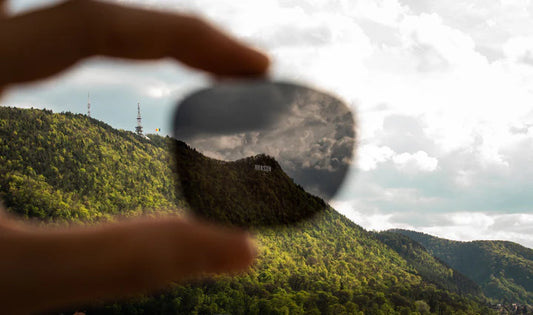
[255, 165, 272, 172]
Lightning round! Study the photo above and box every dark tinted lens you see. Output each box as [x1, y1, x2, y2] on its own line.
[172, 80, 355, 227]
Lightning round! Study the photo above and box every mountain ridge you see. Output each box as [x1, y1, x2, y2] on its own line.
[0, 106, 504, 314]
[375, 231, 483, 298]
[172, 139, 325, 228]
[389, 229, 533, 305]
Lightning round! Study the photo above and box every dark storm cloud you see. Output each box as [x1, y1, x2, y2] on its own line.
[172, 80, 356, 200]
[173, 82, 294, 137]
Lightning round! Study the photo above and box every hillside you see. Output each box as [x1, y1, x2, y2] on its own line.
[173, 140, 325, 227]
[0, 107, 493, 314]
[376, 231, 483, 297]
[0, 107, 184, 222]
[391, 229, 533, 304]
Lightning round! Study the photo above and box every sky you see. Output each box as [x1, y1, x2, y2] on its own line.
[173, 81, 355, 199]
[3, 0, 533, 248]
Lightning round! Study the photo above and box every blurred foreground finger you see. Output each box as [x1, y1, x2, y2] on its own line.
[0, 216, 257, 313]
[167, 218, 257, 277]
[0, 0, 269, 86]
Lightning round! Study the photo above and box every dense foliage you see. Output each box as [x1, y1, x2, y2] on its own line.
[83, 209, 492, 315]
[173, 140, 325, 227]
[0, 107, 184, 223]
[392, 229, 533, 305]
[376, 231, 483, 297]
[0, 107, 496, 314]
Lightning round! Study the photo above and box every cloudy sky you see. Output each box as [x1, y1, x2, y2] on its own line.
[3, 0, 533, 248]
[173, 81, 354, 199]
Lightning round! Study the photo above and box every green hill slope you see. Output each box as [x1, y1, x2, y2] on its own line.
[0, 107, 493, 314]
[173, 140, 325, 227]
[391, 229, 533, 304]
[0, 107, 183, 222]
[376, 231, 483, 297]
[86, 211, 491, 315]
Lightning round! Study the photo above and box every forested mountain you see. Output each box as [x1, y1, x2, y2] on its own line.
[375, 231, 483, 298]
[0, 107, 495, 314]
[391, 229, 533, 305]
[173, 140, 325, 227]
[0, 107, 184, 222]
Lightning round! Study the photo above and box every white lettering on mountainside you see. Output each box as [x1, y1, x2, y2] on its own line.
[254, 165, 272, 172]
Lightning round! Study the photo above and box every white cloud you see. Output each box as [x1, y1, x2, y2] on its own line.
[357, 144, 438, 173]
[358, 144, 395, 171]
[332, 200, 411, 231]
[392, 151, 438, 172]
[4, 0, 533, 248]
[333, 201, 533, 248]
[420, 212, 533, 249]
[400, 13, 484, 69]
[146, 85, 171, 98]
[503, 36, 533, 66]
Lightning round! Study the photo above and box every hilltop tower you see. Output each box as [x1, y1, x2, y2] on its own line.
[87, 92, 91, 118]
[135, 102, 144, 136]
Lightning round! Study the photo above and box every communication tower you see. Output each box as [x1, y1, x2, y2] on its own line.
[135, 102, 144, 136]
[87, 92, 91, 118]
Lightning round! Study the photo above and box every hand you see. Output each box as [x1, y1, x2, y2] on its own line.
[0, 0, 269, 313]
[0, 0, 269, 87]
[0, 215, 257, 313]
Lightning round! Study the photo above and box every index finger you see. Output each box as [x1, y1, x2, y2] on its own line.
[0, 0, 270, 86]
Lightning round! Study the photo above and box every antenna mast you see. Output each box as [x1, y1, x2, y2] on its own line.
[87, 92, 91, 118]
[135, 102, 144, 136]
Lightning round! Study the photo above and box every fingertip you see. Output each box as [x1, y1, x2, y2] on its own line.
[204, 229, 257, 274]
[170, 220, 258, 277]
[175, 15, 270, 77]
[246, 48, 271, 76]
[227, 232, 258, 271]
[197, 44, 271, 77]
[223, 45, 271, 77]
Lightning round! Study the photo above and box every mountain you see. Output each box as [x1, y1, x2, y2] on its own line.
[0, 107, 494, 314]
[391, 229, 533, 305]
[172, 140, 325, 227]
[0, 107, 184, 222]
[375, 231, 483, 297]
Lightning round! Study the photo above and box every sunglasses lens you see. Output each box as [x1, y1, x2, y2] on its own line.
[172, 81, 356, 227]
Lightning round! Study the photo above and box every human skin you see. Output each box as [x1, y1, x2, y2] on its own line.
[0, 0, 269, 313]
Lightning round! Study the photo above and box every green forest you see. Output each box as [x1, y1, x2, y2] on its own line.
[172, 140, 325, 227]
[391, 229, 533, 305]
[0, 107, 184, 223]
[375, 231, 482, 298]
[1, 107, 531, 314]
